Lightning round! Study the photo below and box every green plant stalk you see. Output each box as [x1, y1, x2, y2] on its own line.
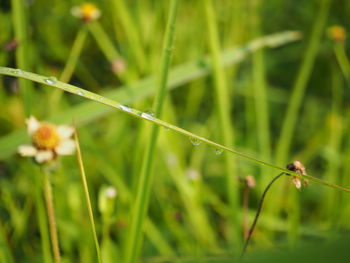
[125, 1, 180, 262]
[0, 222, 15, 263]
[274, 0, 331, 243]
[35, 170, 52, 263]
[334, 42, 350, 84]
[88, 22, 120, 62]
[204, 0, 240, 249]
[111, 0, 147, 72]
[250, 0, 272, 191]
[99, 161, 176, 256]
[60, 28, 87, 83]
[1, 67, 350, 195]
[50, 28, 88, 115]
[74, 125, 103, 263]
[275, 0, 331, 165]
[11, 0, 34, 116]
[0, 31, 301, 160]
[43, 169, 61, 263]
[324, 68, 343, 226]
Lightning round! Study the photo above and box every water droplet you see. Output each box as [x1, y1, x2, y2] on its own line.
[164, 127, 170, 131]
[44, 76, 57, 85]
[99, 97, 104, 101]
[141, 110, 155, 120]
[119, 105, 132, 113]
[215, 148, 223, 155]
[77, 90, 85, 96]
[190, 137, 201, 146]
[15, 69, 23, 75]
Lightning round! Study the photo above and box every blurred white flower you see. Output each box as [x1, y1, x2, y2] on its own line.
[71, 3, 101, 23]
[105, 186, 117, 198]
[186, 168, 201, 181]
[18, 116, 75, 164]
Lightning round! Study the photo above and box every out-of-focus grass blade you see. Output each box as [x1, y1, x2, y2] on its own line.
[0, 31, 300, 160]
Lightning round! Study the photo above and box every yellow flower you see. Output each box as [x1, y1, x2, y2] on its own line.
[328, 25, 346, 42]
[71, 3, 101, 23]
[18, 116, 75, 164]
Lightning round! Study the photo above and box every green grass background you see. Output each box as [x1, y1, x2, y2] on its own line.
[0, 0, 350, 262]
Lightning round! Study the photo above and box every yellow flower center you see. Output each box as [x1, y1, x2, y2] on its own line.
[328, 26, 346, 42]
[81, 3, 98, 21]
[33, 124, 59, 149]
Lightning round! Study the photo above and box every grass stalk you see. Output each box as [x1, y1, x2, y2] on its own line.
[73, 123, 103, 263]
[0, 222, 15, 263]
[125, 1, 180, 262]
[111, 0, 147, 72]
[11, 0, 34, 116]
[334, 42, 350, 85]
[60, 28, 87, 83]
[274, 0, 331, 243]
[1, 66, 350, 194]
[0, 31, 301, 160]
[50, 28, 87, 115]
[35, 169, 52, 263]
[43, 169, 61, 263]
[88, 22, 120, 63]
[204, 0, 240, 249]
[275, 0, 331, 165]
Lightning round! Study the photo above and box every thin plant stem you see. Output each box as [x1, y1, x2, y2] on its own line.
[275, 0, 331, 165]
[241, 172, 285, 256]
[11, 0, 34, 116]
[73, 123, 103, 263]
[50, 28, 88, 115]
[1, 66, 350, 194]
[35, 169, 52, 263]
[334, 42, 350, 85]
[60, 28, 87, 83]
[125, 1, 180, 262]
[242, 186, 250, 241]
[0, 222, 15, 263]
[204, 0, 239, 248]
[111, 0, 146, 72]
[274, 0, 331, 243]
[43, 169, 61, 263]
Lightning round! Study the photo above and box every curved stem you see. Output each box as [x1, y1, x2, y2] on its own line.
[241, 172, 285, 257]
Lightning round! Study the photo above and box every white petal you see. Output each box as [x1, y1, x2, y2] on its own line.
[71, 6, 82, 18]
[91, 10, 101, 20]
[26, 116, 40, 135]
[55, 139, 75, 155]
[35, 151, 54, 163]
[292, 176, 302, 190]
[18, 145, 37, 157]
[57, 125, 74, 139]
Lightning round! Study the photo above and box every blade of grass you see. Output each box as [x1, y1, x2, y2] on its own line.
[204, 0, 240, 249]
[125, 1, 180, 262]
[59, 28, 88, 83]
[273, 0, 331, 244]
[11, 0, 34, 116]
[1, 67, 350, 195]
[73, 123, 103, 263]
[50, 28, 88, 115]
[0, 31, 301, 160]
[0, 222, 15, 263]
[43, 169, 61, 263]
[111, 0, 147, 72]
[1, 67, 350, 196]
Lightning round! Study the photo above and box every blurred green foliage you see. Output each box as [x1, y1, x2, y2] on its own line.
[0, 0, 350, 262]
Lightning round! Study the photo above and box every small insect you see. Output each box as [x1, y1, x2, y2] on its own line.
[286, 160, 309, 189]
